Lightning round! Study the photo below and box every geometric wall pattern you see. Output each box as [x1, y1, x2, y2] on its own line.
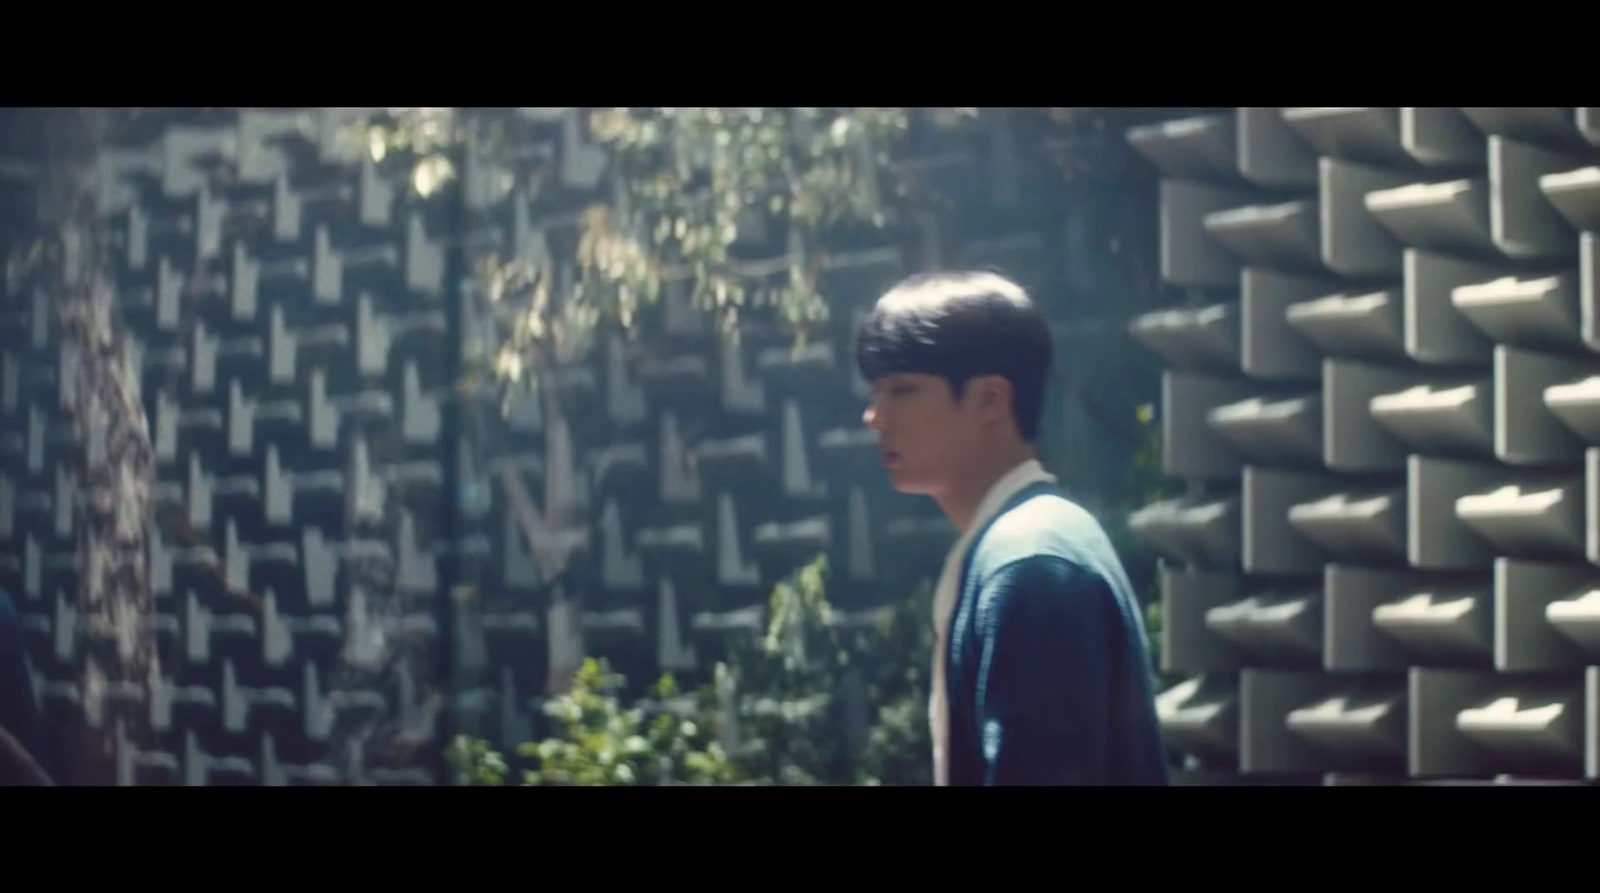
[3, 108, 461, 785]
[8, 107, 1146, 783]
[1127, 107, 1600, 785]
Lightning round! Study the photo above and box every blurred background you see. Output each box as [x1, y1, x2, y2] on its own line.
[0, 106, 1197, 786]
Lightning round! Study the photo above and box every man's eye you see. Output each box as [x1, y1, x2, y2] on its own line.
[891, 384, 918, 397]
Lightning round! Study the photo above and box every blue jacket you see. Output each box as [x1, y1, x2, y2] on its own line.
[943, 481, 1170, 785]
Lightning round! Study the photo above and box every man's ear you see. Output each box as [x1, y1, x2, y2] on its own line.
[971, 375, 1012, 423]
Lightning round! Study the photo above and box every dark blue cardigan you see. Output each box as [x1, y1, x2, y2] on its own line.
[942, 481, 1170, 785]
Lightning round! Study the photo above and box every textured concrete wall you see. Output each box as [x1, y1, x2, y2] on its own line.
[1128, 107, 1600, 785]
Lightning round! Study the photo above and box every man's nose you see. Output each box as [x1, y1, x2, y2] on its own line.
[863, 401, 884, 431]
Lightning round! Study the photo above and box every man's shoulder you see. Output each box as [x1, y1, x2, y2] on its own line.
[973, 488, 1111, 567]
[964, 487, 1136, 602]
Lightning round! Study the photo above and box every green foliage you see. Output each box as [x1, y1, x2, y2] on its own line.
[716, 554, 849, 784]
[1145, 599, 1165, 678]
[1131, 401, 1177, 507]
[521, 659, 739, 786]
[583, 108, 922, 341]
[1130, 401, 1177, 684]
[856, 579, 935, 786]
[447, 554, 935, 786]
[715, 554, 932, 786]
[445, 658, 739, 787]
[363, 108, 984, 376]
[444, 733, 508, 787]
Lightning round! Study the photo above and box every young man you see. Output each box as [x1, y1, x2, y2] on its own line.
[856, 270, 1169, 786]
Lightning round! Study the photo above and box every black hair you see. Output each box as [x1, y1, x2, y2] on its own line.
[854, 270, 1053, 442]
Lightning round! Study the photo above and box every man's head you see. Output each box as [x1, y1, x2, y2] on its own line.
[855, 270, 1053, 498]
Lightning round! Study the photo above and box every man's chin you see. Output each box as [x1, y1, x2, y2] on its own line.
[885, 470, 935, 496]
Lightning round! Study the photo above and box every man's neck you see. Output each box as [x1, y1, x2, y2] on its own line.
[936, 442, 1039, 534]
